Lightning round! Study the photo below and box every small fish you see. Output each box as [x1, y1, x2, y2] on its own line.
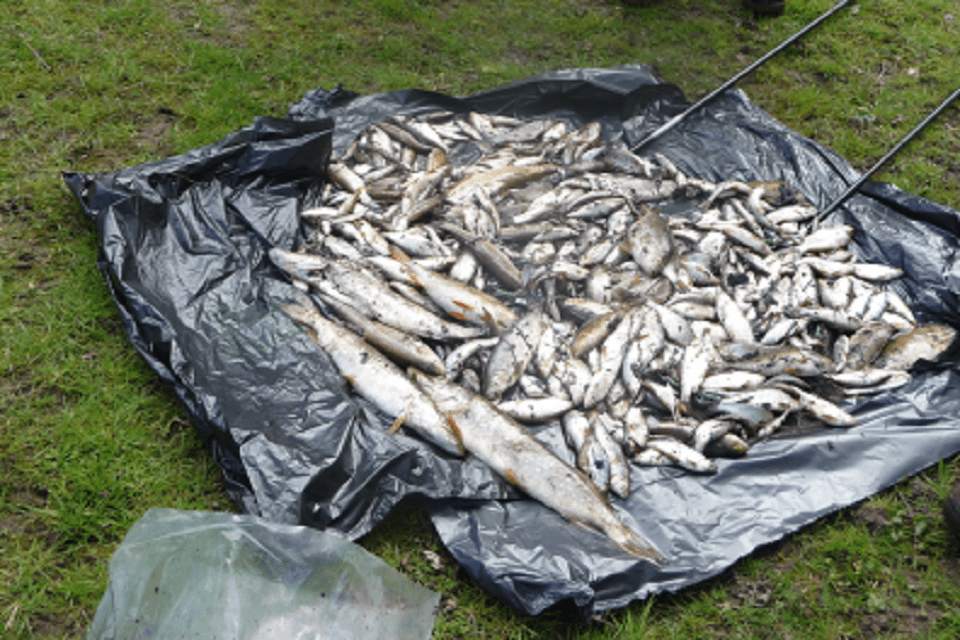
[680, 338, 714, 406]
[555, 357, 594, 406]
[703, 433, 750, 458]
[693, 419, 733, 453]
[444, 337, 500, 379]
[446, 163, 560, 202]
[572, 311, 624, 359]
[591, 412, 631, 499]
[650, 302, 694, 346]
[484, 309, 549, 399]
[436, 222, 524, 291]
[716, 290, 754, 343]
[646, 437, 718, 474]
[323, 259, 486, 341]
[725, 345, 833, 377]
[779, 385, 857, 427]
[797, 225, 854, 253]
[701, 371, 766, 392]
[497, 397, 574, 423]
[628, 209, 674, 276]
[583, 307, 642, 408]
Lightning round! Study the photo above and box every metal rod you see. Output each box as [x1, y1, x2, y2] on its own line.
[632, 0, 852, 152]
[817, 85, 960, 221]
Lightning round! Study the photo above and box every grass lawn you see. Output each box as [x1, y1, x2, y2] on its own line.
[2, 0, 960, 637]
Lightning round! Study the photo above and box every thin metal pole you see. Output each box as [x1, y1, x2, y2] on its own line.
[632, 0, 852, 152]
[817, 86, 960, 221]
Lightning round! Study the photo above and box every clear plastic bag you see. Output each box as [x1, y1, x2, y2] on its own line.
[87, 509, 439, 640]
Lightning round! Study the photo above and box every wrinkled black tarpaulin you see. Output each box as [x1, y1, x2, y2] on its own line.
[66, 65, 960, 618]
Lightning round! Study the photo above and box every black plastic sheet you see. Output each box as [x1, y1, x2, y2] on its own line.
[65, 65, 960, 618]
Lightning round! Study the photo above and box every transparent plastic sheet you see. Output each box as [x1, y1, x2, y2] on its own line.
[65, 65, 960, 619]
[85, 509, 439, 640]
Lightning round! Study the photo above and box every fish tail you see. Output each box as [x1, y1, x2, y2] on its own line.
[612, 526, 666, 565]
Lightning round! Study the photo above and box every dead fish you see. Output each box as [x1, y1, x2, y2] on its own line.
[413, 372, 665, 562]
[447, 163, 560, 202]
[591, 412, 631, 499]
[646, 437, 718, 474]
[444, 337, 500, 379]
[285, 300, 463, 456]
[319, 293, 446, 376]
[716, 290, 754, 343]
[483, 309, 549, 400]
[724, 345, 833, 377]
[394, 247, 518, 331]
[845, 323, 897, 371]
[875, 324, 958, 370]
[583, 307, 642, 408]
[628, 209, 674, 276]
[562, 410, 612, 494]
[497, 397, 574, 423]
[779, 385, 857, 427]
[701, 371, 766, 392]
[797, 225, 854, 254]
[572, 310, 624, 359]
[555, 357, 594, 406]
[436, 222, 524, 291]
[680, 338, 714, 406]
[323, 259, 486, 341]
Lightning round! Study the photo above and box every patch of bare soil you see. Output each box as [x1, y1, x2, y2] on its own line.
[132, 110, 178, 157]
[27, 613, 86, 640]
[849, 503, 891, 534]
[861, 603, 941, 638]
[502, 49, 533, 66]
[168, 0, 249, 48]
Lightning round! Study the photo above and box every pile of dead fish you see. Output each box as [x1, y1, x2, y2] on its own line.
[271, 110, 955, 560]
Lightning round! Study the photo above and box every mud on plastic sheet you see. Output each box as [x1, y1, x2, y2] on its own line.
[65, 65, 960, 618]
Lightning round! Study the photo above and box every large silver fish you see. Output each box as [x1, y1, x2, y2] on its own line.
[412, 371, 665, 563]
[284, 300, 463, 456]
[321, 259, 486, 341]
[393, 248, 519, 331]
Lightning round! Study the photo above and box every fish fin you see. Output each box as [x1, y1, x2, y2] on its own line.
[453, 299, 475, 312]
[444, 416, 465, 454]
[390, 246, 412, 263]
[389, 407, 410, 434]
[612, 526, 666, 565]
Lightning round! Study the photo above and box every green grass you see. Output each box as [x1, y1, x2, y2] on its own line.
[3, 0, 960, 637]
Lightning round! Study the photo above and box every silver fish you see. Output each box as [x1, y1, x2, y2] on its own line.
[583, 307, 641, 408]
[285, 301, 463, 456]
[413, 372, 664, 562]
[319, 293, 446, 376]
[591, 412, 631, 500]
[395, 248, 518, 331]
[323, 260, 486, 341]
[628, 209, 674, 276]
[483, 309, 548, 400]
[497, 397, 574, 423]
[646, 437, 718, 474]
